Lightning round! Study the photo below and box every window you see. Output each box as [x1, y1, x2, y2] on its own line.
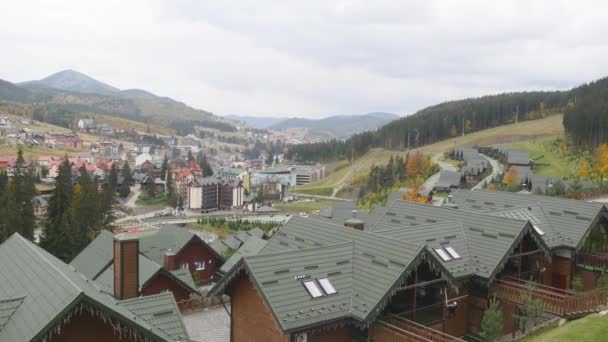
[303, 280, 323, 298]
[434, 248, 452, 261]
[318, 278, 337, 295]
[195, 261, 205, 270]
[532, 225, 545, 236]
[445, 247, 461, 259]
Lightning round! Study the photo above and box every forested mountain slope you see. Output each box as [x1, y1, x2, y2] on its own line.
[286, 77, 608, 162]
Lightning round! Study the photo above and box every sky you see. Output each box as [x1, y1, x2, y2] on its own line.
[1, 0, 608, 118]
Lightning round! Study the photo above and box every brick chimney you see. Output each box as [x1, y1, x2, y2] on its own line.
[163, 250, 176, 271]
[113, 234, 139, 300]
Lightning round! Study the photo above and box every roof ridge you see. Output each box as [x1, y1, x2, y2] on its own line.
[246, 241, 355, 261]
[15, 234, 83, 294]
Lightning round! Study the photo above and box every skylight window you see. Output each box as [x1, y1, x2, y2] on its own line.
[434, 248, 452, 261]
[445, 247, 461, 259]
[533, 225, 545, 236]
[303, 280, 323, 298]
[318, 278, 337, 295]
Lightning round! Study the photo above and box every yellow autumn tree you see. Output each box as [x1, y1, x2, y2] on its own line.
[405, 152, 425, 178]
[503, 166, 519, 185]
[401, 186, 429, 204]
[450, 125, 458, 137]
[578, 159, 591, 180]
[595, 144, 608, 175]
[487, 183, 498, 190]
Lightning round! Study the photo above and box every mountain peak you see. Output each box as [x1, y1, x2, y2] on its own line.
[34, 69, 119, 95]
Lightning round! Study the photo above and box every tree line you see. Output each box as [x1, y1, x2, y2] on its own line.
[286, 91, 576, 162]
[40, 159, 119, 262]
[0, 149, 36, 242]
[563, 77, 608, 148]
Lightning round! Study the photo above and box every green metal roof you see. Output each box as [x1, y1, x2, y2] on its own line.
[70, 229, 114, 280]
[450, 189, 606, 249]
[370, 200, 550, 280]
[118, 292, 189, 342]
[211, 216, 454, 333]
[0, 297, 24, 331]
[71, 229, 199, 297]
[219, 236, 268, 274]
[93, 255, 163, 294]
[0, 234, 186, 342]
[139, 226, 199, 265]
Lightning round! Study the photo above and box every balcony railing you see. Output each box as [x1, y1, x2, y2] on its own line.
[369, 318, 465, 342]
[387, 315, 465, 342]
[492, 279, 608, 317]
[576, 252, 608, 271]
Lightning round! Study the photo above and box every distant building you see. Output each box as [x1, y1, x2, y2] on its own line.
[187, 176, 244, 211]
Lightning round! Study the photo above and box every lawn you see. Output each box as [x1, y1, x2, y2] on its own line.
[274, 199, 339, 214]
[508, 137, 582, 179]
[293, 187, 334, 197]
[186, 223, 234, 240]
[521, 314, 608, 342]
[136, 194, 170, 206]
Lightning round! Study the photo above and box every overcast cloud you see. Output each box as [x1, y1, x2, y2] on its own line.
[1, 0, 607, 118]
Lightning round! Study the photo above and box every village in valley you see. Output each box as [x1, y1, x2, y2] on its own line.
[4, 3, 608, 342]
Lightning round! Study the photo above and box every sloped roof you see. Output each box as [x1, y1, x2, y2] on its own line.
[118, 292, 189, 342]
[0, 234, 186, 342]
[450, 189, 606, 249]
[506, 150, 530, 165]
[211, 217, 453, 333]
[453, 190, 606, 248]
[219, 236, 268, 274]
[0, 297, 24, 331]
[139, 225, 221, 264]
[70, 229, 114, 280]
[318, 202, 384, 229]
[71, 229, 199, 296]
[370, 200, 549, 280]
[93, 255, 162, 294]
[435, 170, 462, 188]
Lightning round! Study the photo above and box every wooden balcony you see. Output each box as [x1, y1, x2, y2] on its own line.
[576, 252, 608, 271]
[369, 316, 465, 342]
[492, 279, 608, 317]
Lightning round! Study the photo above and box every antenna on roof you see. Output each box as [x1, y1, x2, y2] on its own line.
[352, 210, 357, 218]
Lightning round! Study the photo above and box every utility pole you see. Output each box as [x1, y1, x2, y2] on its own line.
[407, 132, 410, 151]
[462, 117, 465, 137]
[515, 105, 519, 124]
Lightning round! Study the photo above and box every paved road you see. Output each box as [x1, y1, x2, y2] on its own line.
[472, 154, 503, 190]
[123, 184, 142, 208]
[290, 192, 354, 202]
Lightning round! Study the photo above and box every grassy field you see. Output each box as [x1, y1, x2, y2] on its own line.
[508, 137, 586, 179]
[187, 222, 233, 239]
[521, 315, 608, 341]
[274, 199, 339, 213]
[417, 114, 564, 155]
[294, 187, 334, 197]
[92, 114, 174, 136]
[136, 194, 170, 206]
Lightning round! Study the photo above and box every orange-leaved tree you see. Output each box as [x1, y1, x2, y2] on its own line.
[401, 186, 429, 204]
[503, 166, 519, 186]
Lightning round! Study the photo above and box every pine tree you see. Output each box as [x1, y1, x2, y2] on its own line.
[187, 149, 194, 163]
[480, 298, 503, 342]
[160, 154, 169, 178]
[41, 158, 74, 260]
[166, 169, 177, 207]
